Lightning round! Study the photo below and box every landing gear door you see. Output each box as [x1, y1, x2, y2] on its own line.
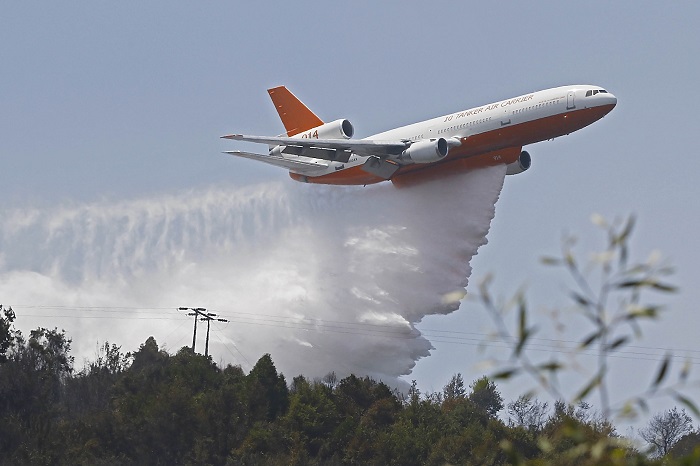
[361, 156, 400, 180]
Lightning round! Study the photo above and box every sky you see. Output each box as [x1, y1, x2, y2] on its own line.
[2, 1, 700, 429]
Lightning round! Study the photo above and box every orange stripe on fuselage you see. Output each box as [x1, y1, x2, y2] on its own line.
[289, 167, 386, 185]
[292, 103, 615, 186]
[391, 147, 522, 188]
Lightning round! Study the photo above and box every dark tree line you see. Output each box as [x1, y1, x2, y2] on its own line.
[1, 306, 699, 465]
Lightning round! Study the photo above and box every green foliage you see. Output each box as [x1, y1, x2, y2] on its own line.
[479, 215, 694, 420]
[667, 429, 700, 460]
[246, 353, 289, 423]
[0, 326, 74, 464]
[0, 305, 17, 363]
[477, 215, 698, 464]
[0, 326, 693, 465]
[443, 372, 467, 401]
[468, 375, 504, 418]
[0, 215, 697, 464]
[508, 394, 549, 433]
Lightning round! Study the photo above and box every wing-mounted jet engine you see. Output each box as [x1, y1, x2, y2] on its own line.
[505, 151, 532, 175]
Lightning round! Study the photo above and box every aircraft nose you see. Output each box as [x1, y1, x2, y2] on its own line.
[605, 92, 617, 108]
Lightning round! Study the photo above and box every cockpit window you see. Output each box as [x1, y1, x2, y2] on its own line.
[586, 89, 608, 97]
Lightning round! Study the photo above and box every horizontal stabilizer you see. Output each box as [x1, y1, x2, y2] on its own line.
[223, 151, 328, 174]
[281, 145, 351, 163]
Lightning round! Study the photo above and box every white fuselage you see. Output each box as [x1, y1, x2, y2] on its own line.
[293, 85, 616, 177]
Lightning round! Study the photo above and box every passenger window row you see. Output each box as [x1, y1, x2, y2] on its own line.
[438, 117, 492, 134]
[511, 99, 561, 114]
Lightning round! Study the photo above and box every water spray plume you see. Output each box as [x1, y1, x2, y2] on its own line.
[0, 166, 506, 383]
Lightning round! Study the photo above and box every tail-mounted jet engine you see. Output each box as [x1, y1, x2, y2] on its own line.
[293, 119, 354, 140]
[271, 119, 355, 161]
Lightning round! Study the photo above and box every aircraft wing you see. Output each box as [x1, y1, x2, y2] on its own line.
[222, 134, 409, 161]
[224, 151, 329, 175]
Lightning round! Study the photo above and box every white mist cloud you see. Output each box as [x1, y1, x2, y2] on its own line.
[0, 166, 506, 384]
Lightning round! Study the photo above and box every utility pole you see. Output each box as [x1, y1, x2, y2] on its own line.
[178, 307, 207, 352]
[201, 311, 229, 357]
[178, 307, 229, 356]
[204, 315, 211, 357]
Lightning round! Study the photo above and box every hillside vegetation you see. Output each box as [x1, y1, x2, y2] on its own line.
[1, 314, 698, 465]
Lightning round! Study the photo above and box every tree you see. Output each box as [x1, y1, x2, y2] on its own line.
[108, 341, 225, 464]
[0, 326, 74, 462]
[667, 428, 700, 459]
[89, 341, 132, 376]
[442, 373, 467, 402]
[507, 394, 549, 433]
[246, 353, 289, 423]
[130, 335, 167, 373]
[283, 376, 340, 459]
[0, 305, 17, 363]
[320, 371, 338, 389]
[468, 376, 503, 418]
[639, 407, 694, 457]
[65, 341, 131, 417]
[26, 327, 74, 375]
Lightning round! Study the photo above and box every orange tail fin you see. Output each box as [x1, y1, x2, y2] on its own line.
[267, 86, 324, 136]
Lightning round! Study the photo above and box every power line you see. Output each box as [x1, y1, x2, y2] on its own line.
[212, 328, 251, 370]
[7, 304, 700, 365]
[14, 303, 700, 353]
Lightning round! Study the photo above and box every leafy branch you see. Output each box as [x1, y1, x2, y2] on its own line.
[477, 214, 697, 421]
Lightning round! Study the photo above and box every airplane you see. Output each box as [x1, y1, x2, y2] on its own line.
[222, 84, 616, 187]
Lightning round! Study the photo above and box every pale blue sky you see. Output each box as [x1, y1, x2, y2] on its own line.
[2, 1, 699, 424]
